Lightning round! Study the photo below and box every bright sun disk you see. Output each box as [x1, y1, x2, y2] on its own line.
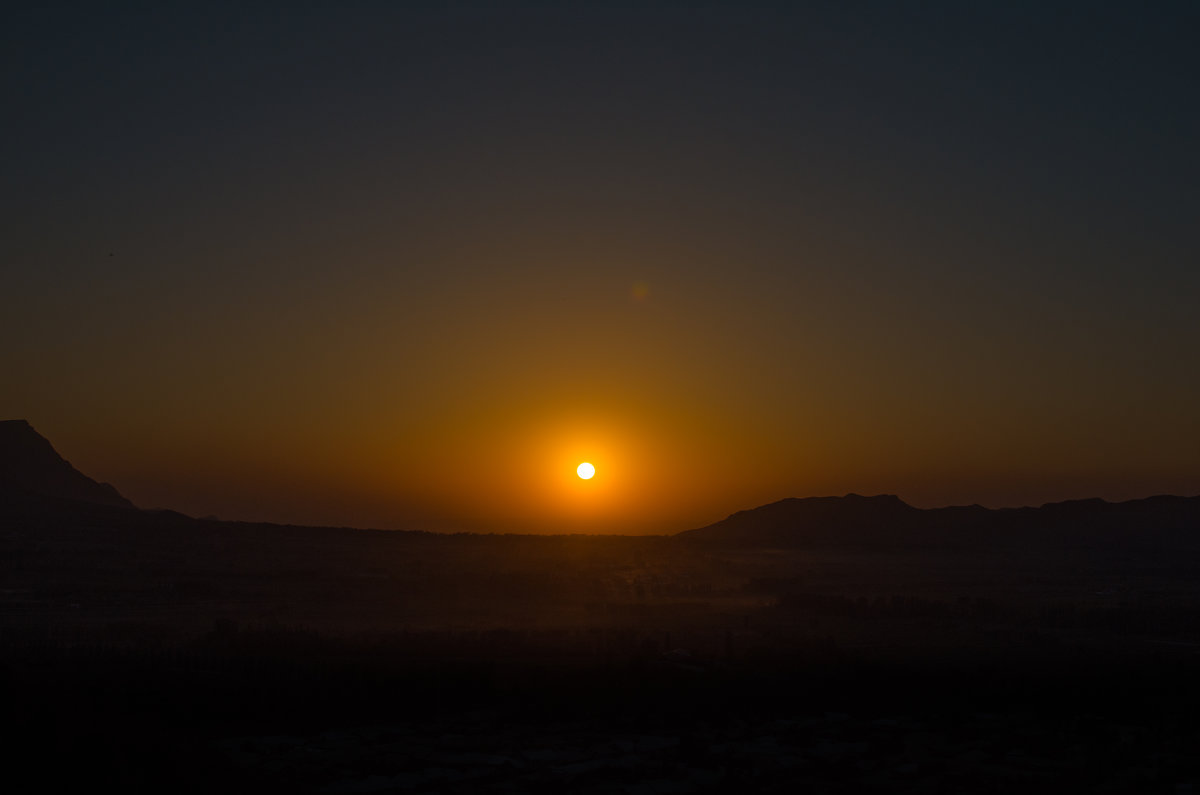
[577, 462, 595, 480]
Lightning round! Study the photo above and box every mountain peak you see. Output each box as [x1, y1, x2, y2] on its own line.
[678, 493, 918, 547]
[0, 420, 134, 509]
[677, 492, 1200, 550]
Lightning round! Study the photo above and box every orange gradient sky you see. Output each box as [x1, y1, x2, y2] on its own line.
[3, 4, 1198, 532]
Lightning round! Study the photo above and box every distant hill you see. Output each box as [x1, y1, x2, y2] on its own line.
[676, 493, 1200, 551]
[0, 420, 134, 509]
[678, 494, 923, 547]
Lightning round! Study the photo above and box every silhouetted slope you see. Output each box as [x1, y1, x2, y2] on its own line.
[677, 493, 1200, 551]
[0, 419, 134, 508]
[678, 494, 922, 547]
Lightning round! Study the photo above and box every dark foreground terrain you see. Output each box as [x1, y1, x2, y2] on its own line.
[5, 421, 1200, 791]
[10, 634, 1200, 794]
[6, 489, 1200, 792]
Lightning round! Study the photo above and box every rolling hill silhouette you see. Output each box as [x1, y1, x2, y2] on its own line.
[0, 419, 134, 509]
[677, 492, 1200, 551]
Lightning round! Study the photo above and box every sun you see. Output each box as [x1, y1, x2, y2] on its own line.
[576, 462, 595, 480]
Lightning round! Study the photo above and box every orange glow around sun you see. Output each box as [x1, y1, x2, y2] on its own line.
[355, 399, 773, 534]
[523, 419, 642, 527]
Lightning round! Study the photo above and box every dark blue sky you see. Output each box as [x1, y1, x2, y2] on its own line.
[3, 2, 1197, 530]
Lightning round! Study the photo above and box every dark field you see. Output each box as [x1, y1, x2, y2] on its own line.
[6, 496, 1200, 792]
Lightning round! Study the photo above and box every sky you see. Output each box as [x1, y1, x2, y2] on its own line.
[3, 1, 1198, 533]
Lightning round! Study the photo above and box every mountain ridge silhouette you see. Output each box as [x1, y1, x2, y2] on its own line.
[0, 419, 134, 509]
[676, 492, 1200, 550]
